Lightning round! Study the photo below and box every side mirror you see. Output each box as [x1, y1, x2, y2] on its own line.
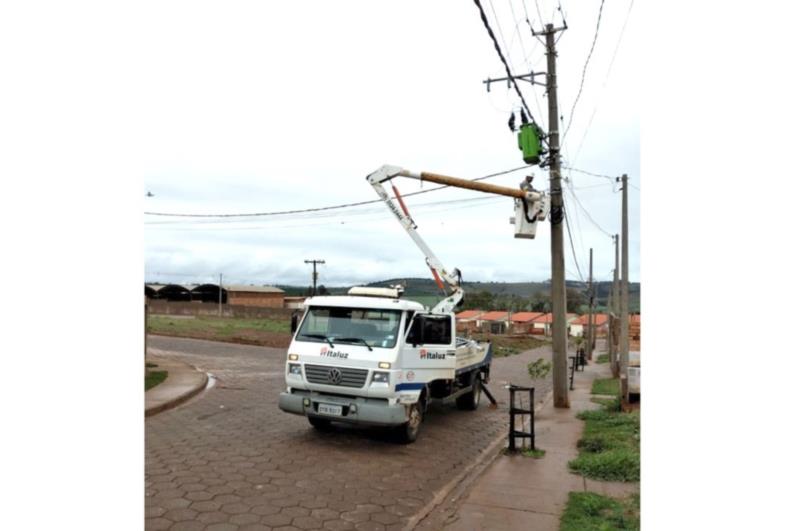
[290, 313, 299, 334]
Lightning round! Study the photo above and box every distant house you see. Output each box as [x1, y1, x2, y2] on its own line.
[225, 285, 285, 308]
[529, 313, 578, 336]
[475, 311, 510, 334]
[456, 310, 487, 333]
[572, 314, 609, 337]
[510, 312, 544, 334]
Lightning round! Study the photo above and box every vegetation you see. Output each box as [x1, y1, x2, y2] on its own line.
[149, 315, 289, 335]
[527, 358, 552, 381]
[521, 448, 546, 459]
[471, 334, 547, 357]
[275, 278, 642, 312]
[592, 377, 620, 397]
[147, 315, 293, 348]
[569, 408, 640, 482]
[560, 492, 640, 531]
[145, 370, 168, 391]
[596, 353, 609, 363]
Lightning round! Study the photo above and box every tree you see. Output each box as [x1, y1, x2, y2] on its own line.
[566, 287, 586, 313]
[529, 291, 550, 312]
[317, 284, 329, 296]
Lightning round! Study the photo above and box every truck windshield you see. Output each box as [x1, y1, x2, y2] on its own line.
[296, 306, 402, 349]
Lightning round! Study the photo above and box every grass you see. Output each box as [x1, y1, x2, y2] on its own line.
[592, 377, 620, 397]
[145, 370, 168, 391]
[560, 492, 640, 531]
[149, 315, 289, 335]
[521, 448, 546, 459]
[596, 353, 609, 363]
[568, 408, 640, 482]
[147, 315, 292, 347]
[471, 333, 548, 357]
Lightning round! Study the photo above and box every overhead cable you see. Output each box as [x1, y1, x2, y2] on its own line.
[144, 163, 536, 218]
[562, 0, 606, 144]
[472, 0, 537, 124]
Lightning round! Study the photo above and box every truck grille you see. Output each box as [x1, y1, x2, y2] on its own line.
[304, 364, 368, 388]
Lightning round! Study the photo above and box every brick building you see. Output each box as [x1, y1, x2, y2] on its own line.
[225, 285, 285, 308]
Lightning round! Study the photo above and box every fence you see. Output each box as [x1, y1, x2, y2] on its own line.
[146, 300, 292, 319]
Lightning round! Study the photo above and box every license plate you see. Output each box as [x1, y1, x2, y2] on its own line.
[317, 403, 343, 416]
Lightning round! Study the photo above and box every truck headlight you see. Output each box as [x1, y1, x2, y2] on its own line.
[288, 363, 302, 376]
[371, 371, 389, 384]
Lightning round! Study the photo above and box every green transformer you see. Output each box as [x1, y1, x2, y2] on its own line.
[518, 123, 544, 164]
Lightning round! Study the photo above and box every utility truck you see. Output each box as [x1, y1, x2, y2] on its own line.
[278, 165, 546, 442]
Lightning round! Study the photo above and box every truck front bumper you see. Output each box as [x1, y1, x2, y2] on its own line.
[278, 390, 408, 426]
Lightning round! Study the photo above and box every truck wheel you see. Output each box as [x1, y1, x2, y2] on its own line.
[396, 401, 423, 444]
[456, 375, 481, 411]
[308, 416, 332, 431]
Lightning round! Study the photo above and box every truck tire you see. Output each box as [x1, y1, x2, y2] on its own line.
[308, 416, 332, 431]
[456, 374, 481, 411]
[395, 401, 423, 444]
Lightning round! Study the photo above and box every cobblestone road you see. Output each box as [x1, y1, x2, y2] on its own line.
[146, 336, 553, 531]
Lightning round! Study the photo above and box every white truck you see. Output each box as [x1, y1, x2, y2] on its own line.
[278, 165, 546, 442]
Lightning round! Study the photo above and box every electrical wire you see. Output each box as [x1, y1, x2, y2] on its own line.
[508, 0, 546, 126]
[145, 164, 536, 218]
[570, 0, 635, 165]
[145, 196, 508, 230]
[473, 0, 538, 124]
[565, 181, 614, 237]
[564, 205, 585, 282]
[562, 0, 606, 145]
[562, 166, 615, 181]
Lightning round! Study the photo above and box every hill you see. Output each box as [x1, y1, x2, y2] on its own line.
[275, 277, 641, 313]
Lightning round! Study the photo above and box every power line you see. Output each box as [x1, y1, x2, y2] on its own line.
[507, 0, 546, 126]
[472, 0, 537, 123]
[565, 180, 614, 237]
[571, 0, 635, 166]
[562, 0, 606, 144]
[145, 196, 508, 230]
[144, 164, 536, 218]
[564, 206, 585, 282]
[563, 165, 615, 181]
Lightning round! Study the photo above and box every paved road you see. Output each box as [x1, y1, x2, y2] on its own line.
[146, 336, 553, 531]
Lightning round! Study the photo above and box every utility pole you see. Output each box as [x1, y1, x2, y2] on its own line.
[588, 248, 594, 361]
[540, 22, 569, 408]
[481, 19, 568, 407]
[611, 234, 620, 377]
[304, 259, 325, 296]
[618, 175, 630, 386]
[218, 272, 223, 318]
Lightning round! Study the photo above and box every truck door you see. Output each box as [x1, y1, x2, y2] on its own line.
[400, 313, 457, 385]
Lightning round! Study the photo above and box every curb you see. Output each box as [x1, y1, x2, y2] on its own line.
[405, 388, 555, 531]
[145, 358, 208, 418]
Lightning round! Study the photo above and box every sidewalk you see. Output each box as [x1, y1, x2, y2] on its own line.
[145, 355, 208, 417]
[420, 359, 639, 530]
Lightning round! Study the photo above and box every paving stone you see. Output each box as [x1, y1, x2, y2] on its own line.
[146, 337, 554, 531]
[171, 521, 207, 531]
[259, 513, 293, 527]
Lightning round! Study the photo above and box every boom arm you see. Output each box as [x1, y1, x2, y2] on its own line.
[366, 165, 464, 314]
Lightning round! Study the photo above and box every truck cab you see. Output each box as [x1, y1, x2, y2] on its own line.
[278, 288, 491, 443]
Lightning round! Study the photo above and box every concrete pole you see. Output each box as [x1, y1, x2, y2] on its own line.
[218, 272, 223, 318]
[588, 248, 594, 361]
[545, 24, 569, 408]
[619, 175, 630, 381]
[304, 259, 325, 296]
[612, 234, 620, 377]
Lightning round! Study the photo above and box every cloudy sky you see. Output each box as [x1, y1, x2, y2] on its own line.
[144, 0, 639, 288]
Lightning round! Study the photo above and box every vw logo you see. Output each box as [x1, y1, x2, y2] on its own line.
[327, 368, 343, 385]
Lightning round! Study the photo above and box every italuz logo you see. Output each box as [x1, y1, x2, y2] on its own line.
[320, 347, 348, 359]
[419, 349, 446, 360]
